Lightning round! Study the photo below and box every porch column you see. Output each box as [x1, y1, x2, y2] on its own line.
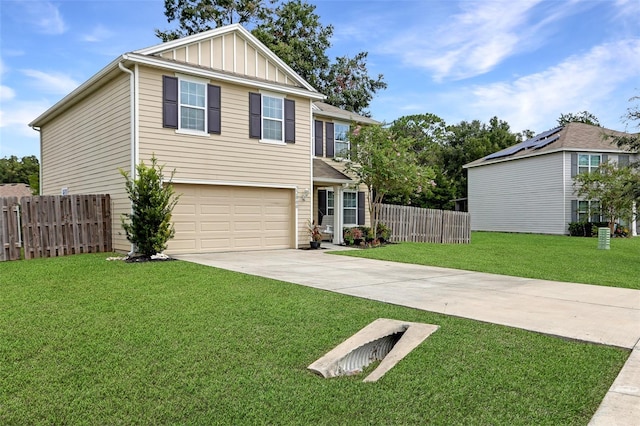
[333, 185, 343, 244]
[633, 202, 638, 237]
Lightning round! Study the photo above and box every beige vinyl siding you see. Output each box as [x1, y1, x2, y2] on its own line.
[468, 153, 566, 234]
[40, 73, 132, 252]
[152, 32, 297, 86]
[137, 66, 312, 246]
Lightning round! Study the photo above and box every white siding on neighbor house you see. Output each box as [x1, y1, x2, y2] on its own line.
[468, 152, 566, 234]
[136, 66, 313, 247]
[40, 73, 132, 252]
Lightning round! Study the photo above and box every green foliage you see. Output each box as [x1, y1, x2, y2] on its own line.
[614, 95, 640, 151]
[346, 125, 434, 234]
[0, 155, 40, 194]
[323, 52, 387, 116]
[252, 0, 332, 90]
[155, 0, 271, 41]
[120, 156, 180, 256]
[557, 110, 601, 127]
[568, 221, 609, 237]
[573, 161, 638, 232]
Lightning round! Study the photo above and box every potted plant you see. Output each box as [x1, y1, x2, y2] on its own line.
[307, 220, 322, 249]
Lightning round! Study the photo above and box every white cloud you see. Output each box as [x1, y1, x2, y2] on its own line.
[22, 1, 67, 35]
[21, 70, 79, 95]
[81, 25, 114, 43]
[383, 0, 585, 81]
[0, 100, 50, 132]
[0, 86, 16, 102]
[467, 39, 640, 132]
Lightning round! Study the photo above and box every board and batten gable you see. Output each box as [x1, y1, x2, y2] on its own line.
[468, 152, 566, 234]
[136, 65, 313, 248]
[39, 72, 132, 252]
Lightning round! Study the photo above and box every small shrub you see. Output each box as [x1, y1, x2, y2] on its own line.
[120, 156, 180, 256]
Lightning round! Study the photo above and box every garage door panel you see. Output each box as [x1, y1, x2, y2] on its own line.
[169, 184, 293, 253]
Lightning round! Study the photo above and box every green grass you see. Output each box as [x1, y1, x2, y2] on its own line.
[337, 232, 640, 289]
[0, 254, 629, 425]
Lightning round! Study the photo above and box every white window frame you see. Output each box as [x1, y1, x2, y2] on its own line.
[578, 153, 601, 175]
[261, 93, 284, 143]
[334, 122, 350, 159]
[177, 75, 208, 136]
[342, 191, 358, 226]
[578, 200, 603, 222]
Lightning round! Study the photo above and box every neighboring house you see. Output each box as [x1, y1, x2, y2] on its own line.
[464, 122, 638, 236]
[29, 24, 375, 253]
[0, 183, 32, 199]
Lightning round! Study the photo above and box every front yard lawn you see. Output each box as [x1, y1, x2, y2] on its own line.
[338, 232, 640, 290]
[0, 254, 629, 424]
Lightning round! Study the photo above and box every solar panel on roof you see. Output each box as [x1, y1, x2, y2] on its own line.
[483, 126, 563, 161]
[532, 134, 560, 150]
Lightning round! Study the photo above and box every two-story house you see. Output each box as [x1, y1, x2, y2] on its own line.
[464, 122, 638, 236]
[29, 24, 374, 253]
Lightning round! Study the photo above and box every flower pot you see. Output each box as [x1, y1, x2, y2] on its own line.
[310, 241, 321, 249]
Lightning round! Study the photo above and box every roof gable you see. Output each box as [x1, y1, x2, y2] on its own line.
[135, 24, 315, 92]
[465, 122, 637, 168]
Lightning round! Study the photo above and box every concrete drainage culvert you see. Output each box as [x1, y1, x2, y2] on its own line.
[308, 318, 439, 382]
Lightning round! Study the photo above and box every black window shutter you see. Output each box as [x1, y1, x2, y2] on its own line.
[284, 99, 295, 143]
[570, 153, 577, 177]
[571, 200, 578, 223]
[619, 154, 630, 167]
[314, 120, 324, 156]
[163, 76, 178, 129]
[207, 84, 221, 134]
[318, 190, 327, 223]
[326, 122, 334, 158]
[601, 154, 608, 164]
[357, 191, 365, 225]
[249, 92, 261, 138]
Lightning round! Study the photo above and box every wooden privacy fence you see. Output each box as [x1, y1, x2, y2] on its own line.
[376, 203, 470, 244]
[0, 195, 112, 261]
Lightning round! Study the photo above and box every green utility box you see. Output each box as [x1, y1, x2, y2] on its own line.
[597, 227, 610, 250]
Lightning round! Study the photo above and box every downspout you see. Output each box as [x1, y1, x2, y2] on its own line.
[118, 61, 137, 253]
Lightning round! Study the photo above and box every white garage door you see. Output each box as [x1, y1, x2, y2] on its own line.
[168, 184, 294, 253]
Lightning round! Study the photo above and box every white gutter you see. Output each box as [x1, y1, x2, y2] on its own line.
[118, 62, 137, 254]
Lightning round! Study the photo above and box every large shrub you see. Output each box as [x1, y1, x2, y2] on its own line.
[120, 156, 180, 256]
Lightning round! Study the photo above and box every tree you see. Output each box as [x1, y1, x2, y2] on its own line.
[0, 155, 39, 194]
[345, 125, 434, 236]
[573, 161, 638, 234]
[155, 0, 271, 41]
[614, 95, 640, 151]
[557, 111, 600, 127]
[441, 117, 518, 199]
[323, 52, 387, 116]
[120, 156, 181, 256]
[252, 0, 332, 90]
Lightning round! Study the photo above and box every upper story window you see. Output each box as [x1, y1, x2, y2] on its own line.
[180, 80, 206, 132]
[262, 95, 284, 142]
[578, 154, 600, 174]
[334, 123, 350, 158]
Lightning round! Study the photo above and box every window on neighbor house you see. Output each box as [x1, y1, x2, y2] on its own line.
[262, 95, 284, 141]
[343, 191, 357, 225]
[180, 80, 206, 132]
[334, 123, 350, 158]
[578, 200, 602, 222]
[578, 154, 601, 174]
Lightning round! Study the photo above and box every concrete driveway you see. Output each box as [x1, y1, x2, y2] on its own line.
[174, 247, 640, 425]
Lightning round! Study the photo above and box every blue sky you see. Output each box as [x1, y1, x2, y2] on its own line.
[1, 0, 639, 159]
